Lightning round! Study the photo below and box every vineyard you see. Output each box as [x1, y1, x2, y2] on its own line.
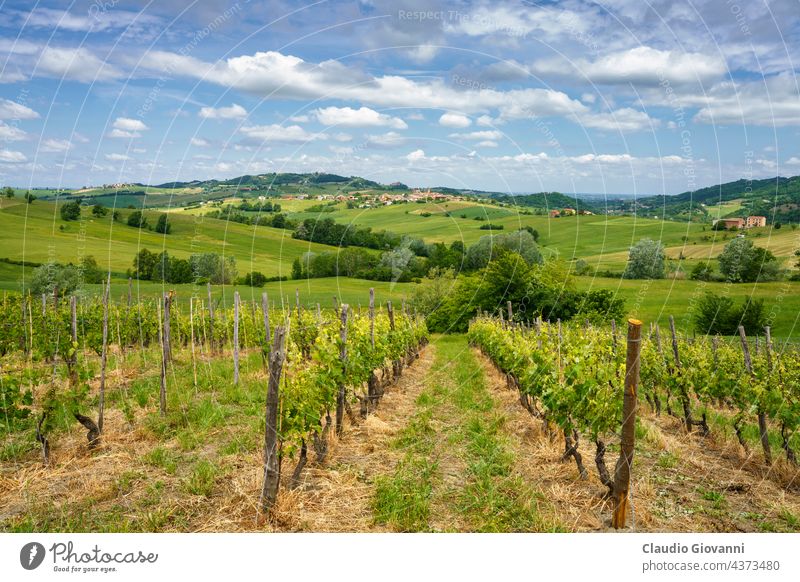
[2, 287, 800, 532]
[0, 286, 428, 528]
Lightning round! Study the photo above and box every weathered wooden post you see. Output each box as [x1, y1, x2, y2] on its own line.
[127, 277, 132, 308]
[612, 318, 642, 529]
[163, 292, 172, 362]
[739, 325, 772, 465]
[507, 300, 513, 325]
[369, 288, 376, 349]
[207, 282, 215, 352]
[260, 326, 287, 512]
[233, 291, 240, 385]
[190, 297, 198, 391]
[159, 295, 168, 416]
[335, 305, 349, 435]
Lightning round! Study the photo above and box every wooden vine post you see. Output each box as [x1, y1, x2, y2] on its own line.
[739, 325, 772, 465]
[668, 315, 694, 432]
[233, 291, 240, 386]
[163, 292, 172, 362]
[335, 304, 349, 435]
[189, 297, 198, 390]
[207, 282, 215, 352]
[98, 274, 110, 434]
[507, 301, 513, 325]
[159, 293, 168, 416]
[260, 325, 287, 512]
[612, 318, 642, 529]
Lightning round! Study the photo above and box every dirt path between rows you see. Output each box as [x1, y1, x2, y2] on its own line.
[273, 346, 436, 532]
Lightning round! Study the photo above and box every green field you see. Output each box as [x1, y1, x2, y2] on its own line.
[3, 196, 800, 337]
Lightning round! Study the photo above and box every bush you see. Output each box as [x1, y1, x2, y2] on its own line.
[689, 261, 716, 281]
[693, 292, 766, 335]
[479, 223, 504, 230]
[60, 200, 81, 221]
[91, 204, 108, 217]
[241, 271, 267, 287]
[464, 230, 542, 270]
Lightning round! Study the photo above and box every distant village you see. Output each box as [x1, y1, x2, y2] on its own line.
[281, 188, 463, 208]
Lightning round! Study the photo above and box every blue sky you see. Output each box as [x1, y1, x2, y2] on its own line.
[0, 0, 799, 195]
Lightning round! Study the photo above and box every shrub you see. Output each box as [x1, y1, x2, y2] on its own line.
[623, 238, 665, 279]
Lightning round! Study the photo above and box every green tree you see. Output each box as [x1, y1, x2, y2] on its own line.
[60, 200, 82, 221]
[689, 261, 715, 281]
[127, 210, 148, 228]
[24, 191, 36, 204]
[29, 263, 82, 296]
[155, 213, 171, 234]
[693, 292, 766, 335]
[132, 248, 157, 280]
[92, 204, 108, 217]
[718, 237, 780, 282]
[623, 238, 665, 279]
[3, 186, 14, 198]
[291, 257, 304, 280]
[80, 255, 105, 284]
[464, 230, 542, 270]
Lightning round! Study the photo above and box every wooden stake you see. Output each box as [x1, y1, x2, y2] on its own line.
[335, 305, 349, 435]
[233, 291, 240, 385]
[739, 325, 772, 465]
[369, 288, 375, 349]
[260, 326, 287, 512]
[612, 318, 642, 529]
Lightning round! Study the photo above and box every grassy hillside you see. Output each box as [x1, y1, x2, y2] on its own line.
[0, 198, 341, 275]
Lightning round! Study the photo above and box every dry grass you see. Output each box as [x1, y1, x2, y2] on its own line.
[473, 348, 800, 532]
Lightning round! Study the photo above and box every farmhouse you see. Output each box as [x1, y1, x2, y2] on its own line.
[746, 215, 766, 228]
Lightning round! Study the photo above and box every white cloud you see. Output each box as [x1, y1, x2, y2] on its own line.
[785, 157, 800, 165]
[313, 106, 407, 129]
[199, 103, 247, 120]
[38, 46, 121, 82]
[139, 49, 605, 121]
[691, 73, 800, 126]
[190, 137, 210, 147]
[0, 121, 27, 141]
[366, 131, 408, 148]
[109, 117, 148, 138]
[476, 140, 499, 148]
[108, 129, 139, 139]
[105, 153, 131, 161]
[439, 113, 472, 128]
[239, 124, 326, 144]
[39, 138, 72, 152]
[0, 149, 27, 163]
[113, 117, 148, 132]
[0, 98, 39, 120]
[531, 47, 726, 86]
[406, 149, 426, 161]
[289, 114, 310, 123]
[26, 8, 160, 32]
[449, 130, 503, 141]
[578, 108, 656, 132]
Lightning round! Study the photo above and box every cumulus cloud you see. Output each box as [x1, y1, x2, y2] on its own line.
[0, 98, 39, 120]
[0, 121, 27, 141]
[449, 130, 503, 141]
[37, 46, 121, 82]
[199, 103, 247, 119]
[190, 137, 210, 147]
[406, 149, 426, 161]
[439, 113, 472, 128]
[531, 47, 726, 86]
[313, 106, 407, 129]
[0, 149, 27, 163]
[105, 153, 131, 161]
[39, 138, 72, 153]
[239, 124, 326, 144]
[139, 49, 651, 130]
[109, 117, 148, 138]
